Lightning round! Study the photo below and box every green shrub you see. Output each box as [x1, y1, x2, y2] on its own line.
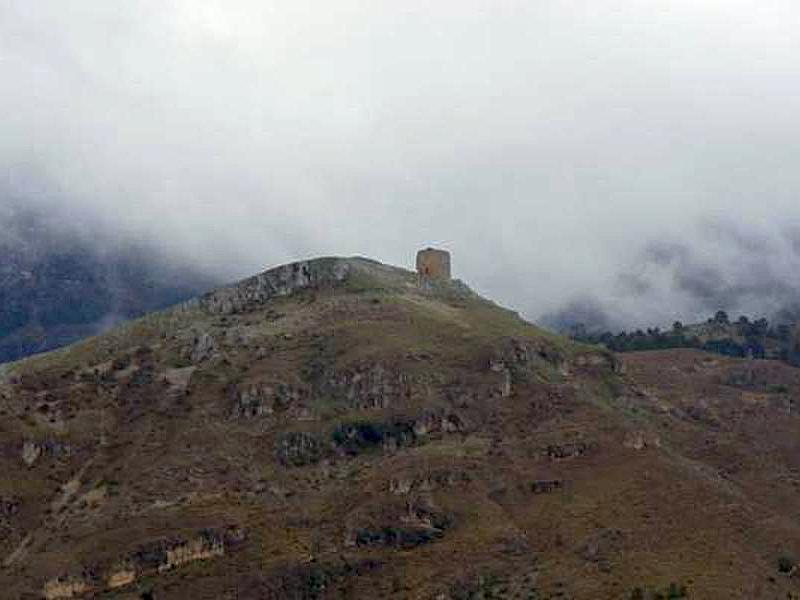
[667, 582, 687, 598]
[331, 420, 416, 455]
[768, 384, 790, 394]
[778, 554, 796, 574]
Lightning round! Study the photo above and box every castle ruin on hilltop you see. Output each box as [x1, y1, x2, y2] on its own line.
[416, 248, 451, 282]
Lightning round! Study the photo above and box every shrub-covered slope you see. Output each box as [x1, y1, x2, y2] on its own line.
[2, 257, 800, 599]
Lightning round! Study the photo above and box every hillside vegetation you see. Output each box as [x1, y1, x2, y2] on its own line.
[572, 310, 800, 363]
[1, 258, 800, 599]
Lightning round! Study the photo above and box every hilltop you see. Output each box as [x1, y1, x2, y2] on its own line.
[2, 256, 800, 599]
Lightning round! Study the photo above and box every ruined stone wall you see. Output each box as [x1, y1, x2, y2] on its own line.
[416, 249, 451, 281]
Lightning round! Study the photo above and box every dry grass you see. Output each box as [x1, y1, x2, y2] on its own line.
[3, 260, 800, 599]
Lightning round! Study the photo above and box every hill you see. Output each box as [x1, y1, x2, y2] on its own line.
[571, 311, 800, 365]
[2, 257, 800, 599]
[0, 205, 217, 364]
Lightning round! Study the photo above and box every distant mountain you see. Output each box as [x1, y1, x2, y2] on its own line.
[0, 204, 218, 364]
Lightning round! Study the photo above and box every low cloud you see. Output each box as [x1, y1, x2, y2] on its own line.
[545, 218, 800, 332]
[4, 2, 800, 329]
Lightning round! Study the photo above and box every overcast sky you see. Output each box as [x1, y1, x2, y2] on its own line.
[3, 1, 800, 329]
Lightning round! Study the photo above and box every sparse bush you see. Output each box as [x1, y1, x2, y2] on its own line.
[128, 366, 155, 387]
[354, 526, 442, 549]
[667, 582, 687, 598]
[331, 420, 416, 455]
[778, 554, 796, 574]
[628, 583, 687, 599]
[449, 573, 504, 600]
[768, 384, 790, 394]
[702, 338, 746, 358]
[571, 326, 701, 353]
[111, 356, 131, 371]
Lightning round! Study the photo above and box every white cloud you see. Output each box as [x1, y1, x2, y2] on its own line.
[2, 1, 800, 325]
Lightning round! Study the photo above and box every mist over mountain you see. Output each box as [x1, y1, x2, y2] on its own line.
[540, 217, 800, 334]
[5, 2, 800, 335]
[0, 200, 220, 363]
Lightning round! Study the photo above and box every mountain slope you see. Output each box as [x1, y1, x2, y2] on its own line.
[0, 204, 217, 364]
[1, 257, 800, 599]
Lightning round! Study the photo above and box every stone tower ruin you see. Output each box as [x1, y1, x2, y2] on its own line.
[416, 248, 451, 282]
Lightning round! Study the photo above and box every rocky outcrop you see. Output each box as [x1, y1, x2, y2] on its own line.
[275, 410, 466, 467]
[411, 409, 466, 436]
[348, 501, 454, 550]
[43, 576, 92, 600]
[275, 432, 325, 467]
[195, 258, 352, 315]
[0, 495, 21, 544]
[544, 441, 591, 460]
[485, 359, 515, 398]
[135, 528, 244, 574]
[42, 528, 243, 599]
[159, 534, 225, 572]
[389, 470, 471, 495]
[162, 366, 196, 396]
[21, 440, 41, 466]
[530, 479, 566, 494]
[233, 364, 418, 420]
[318, 363, 409, 411]
[577, 528, 624, 573]
[334, 410, 464, 456]
[490, 339, 617, 383]
[106, 565, 136, 589]
[623, 430, 661, 451]
[571, 351, 621, 373]
[21, 438, 71, 467]
[232, 382, 306, 419]
[188, 332, 220, 363]
[0, 496, 20, 520]
[494, 338, 569, 381]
